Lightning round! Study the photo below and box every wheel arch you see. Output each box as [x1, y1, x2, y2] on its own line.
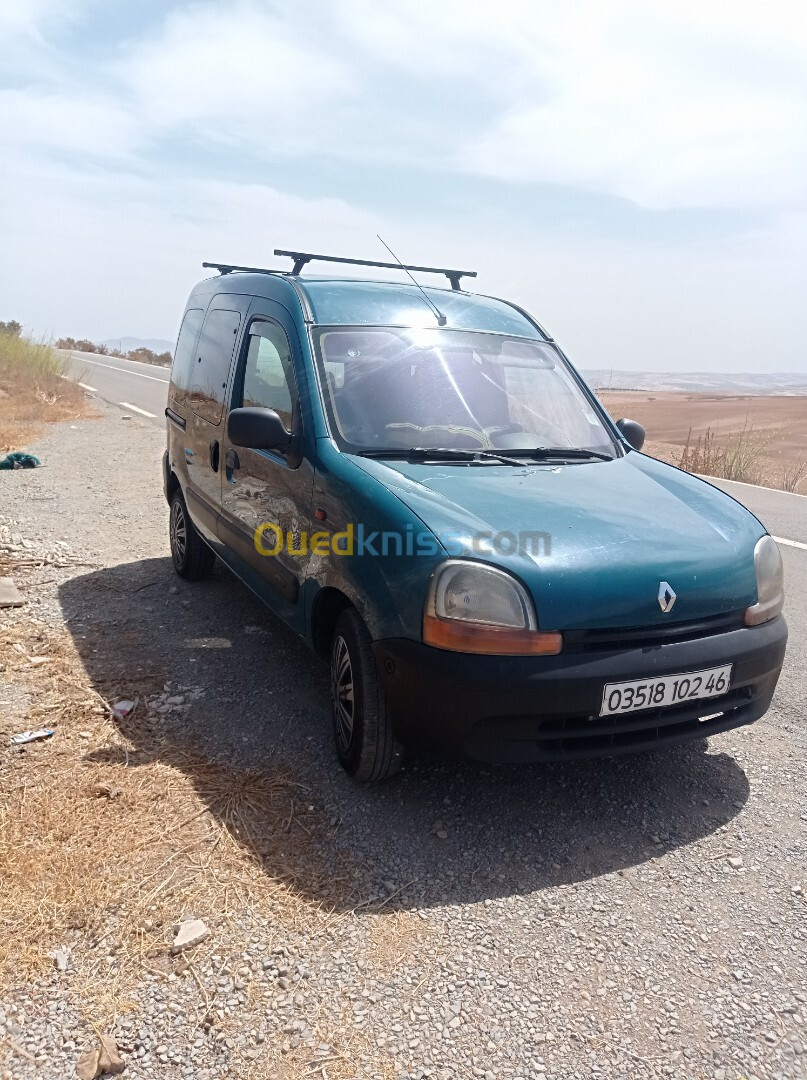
[311, 586, 355, 658]
[166, 469, 181, 504]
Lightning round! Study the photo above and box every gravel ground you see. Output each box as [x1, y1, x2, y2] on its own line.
[1, 401, 805, 1080]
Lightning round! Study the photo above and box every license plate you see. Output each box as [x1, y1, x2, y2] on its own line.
[600, 664, 732, 717]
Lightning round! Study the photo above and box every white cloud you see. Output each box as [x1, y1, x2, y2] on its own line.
[118, 2, 355, 150]
[0, 158, 384, 339]
[0, 91, 139, 159]
[0, 0, 84, 37]
[9, 0, 807, 211]
[453, 2, 807, 209]
[339, 0, 807, 210]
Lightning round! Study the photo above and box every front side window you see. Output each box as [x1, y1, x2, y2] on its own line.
[189, 307, 241, 425]
[238, 322, 296, 432]
[314, 327, 616, 456]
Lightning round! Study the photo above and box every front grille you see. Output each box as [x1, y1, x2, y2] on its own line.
[481, 686, 755, 761]
[563, 611, 746, 652]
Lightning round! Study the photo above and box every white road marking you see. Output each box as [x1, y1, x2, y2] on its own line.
[119, 402, 157, 418]
[78, 382, 98, 392]
[772, 535, 807, 551]
[69, 355, 169, 383]
[702, 474, 807, 500]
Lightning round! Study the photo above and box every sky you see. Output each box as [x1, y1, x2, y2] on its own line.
[1, 0, 806, 373]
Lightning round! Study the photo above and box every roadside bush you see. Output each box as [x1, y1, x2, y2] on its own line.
[0, 331, 87, 452]
[56, 337, 172, 367]
[126, 346, 172, 366]
[781, 458, 807, 494]
[0, 331, 67, 385]
[678, 419, 781, 485]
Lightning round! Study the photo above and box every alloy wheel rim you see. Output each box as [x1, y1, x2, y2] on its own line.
[332, 634, 355, 753]
[170, 500, 187, 564]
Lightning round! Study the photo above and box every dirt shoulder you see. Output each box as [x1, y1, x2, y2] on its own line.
[1, 403, 805, 1080]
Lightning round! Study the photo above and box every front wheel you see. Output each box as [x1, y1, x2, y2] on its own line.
[330, 608, 403, 782]
[169, 490, 215, 581]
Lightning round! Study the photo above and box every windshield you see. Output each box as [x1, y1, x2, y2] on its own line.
[314, 327, 617, 457]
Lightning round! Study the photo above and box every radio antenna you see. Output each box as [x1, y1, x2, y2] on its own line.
[376, 235, 447, 326]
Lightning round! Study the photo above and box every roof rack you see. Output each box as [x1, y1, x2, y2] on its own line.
[202, 261, 283, 277]
[201, 253, 477, 292]
[275, 249, 476, 291]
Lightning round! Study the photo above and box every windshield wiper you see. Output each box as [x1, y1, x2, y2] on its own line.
[504, 446, 614, 461]
[358, 447, 528, 466]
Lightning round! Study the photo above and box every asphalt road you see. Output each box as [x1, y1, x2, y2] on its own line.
[61, 349, 169, 424]
[704, 476, 807, 547]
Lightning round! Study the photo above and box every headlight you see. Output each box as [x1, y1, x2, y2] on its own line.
[423, 560, 562, 655]
[745, 535, 784, 626]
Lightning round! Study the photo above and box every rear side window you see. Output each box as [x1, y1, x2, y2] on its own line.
[189, 308, 241, 425]
[239, 321, 296, 432]
[170, 307, 204, 397]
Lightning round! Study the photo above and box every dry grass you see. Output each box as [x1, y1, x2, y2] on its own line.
[781, 457, 807, 493]
[0, 608, 411, 1079]
[0, 621, 328, 1008]
[0, 332, 91, 452]
[0, 529, 423, 1078]
[677, 419, 782, 485]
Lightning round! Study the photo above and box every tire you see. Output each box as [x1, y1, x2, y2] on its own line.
[330, 608, 403, 782]
[169, 489, 215, 581]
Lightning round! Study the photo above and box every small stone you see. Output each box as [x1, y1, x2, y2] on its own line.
[727, 856, 743, 870]
[98, 1035, 125, 1075]
[51, 946, 71, 971]
[75, 1048, 101, 1080]
[93, 782, 122, 800]
[171, 918, 209, 954]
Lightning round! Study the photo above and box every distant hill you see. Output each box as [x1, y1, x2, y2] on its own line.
[582, 370, 807, 396]
[102, 336, 174, 356]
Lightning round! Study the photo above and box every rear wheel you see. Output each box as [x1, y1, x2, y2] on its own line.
[169, 490, 215, 581]
[330, 608, 403, 782]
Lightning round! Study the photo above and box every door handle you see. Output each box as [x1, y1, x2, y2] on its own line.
[209, 440, 220, 472]
[225, 447, 240, 484]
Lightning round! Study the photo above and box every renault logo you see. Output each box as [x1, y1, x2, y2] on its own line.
[658, 581, 676, 613]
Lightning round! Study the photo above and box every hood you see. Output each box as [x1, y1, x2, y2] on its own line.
[349, 453, 764, 630]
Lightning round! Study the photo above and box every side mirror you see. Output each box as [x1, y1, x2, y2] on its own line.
[616, 418, 645, 452]
[227, 407, 291, 451]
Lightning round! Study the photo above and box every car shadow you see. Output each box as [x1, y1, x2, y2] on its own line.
[59, 556, 749, 912]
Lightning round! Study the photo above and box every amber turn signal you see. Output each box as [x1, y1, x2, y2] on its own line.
[423, 614, 563, 656]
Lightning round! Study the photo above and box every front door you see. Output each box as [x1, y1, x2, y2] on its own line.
[218, 299, 314, 634]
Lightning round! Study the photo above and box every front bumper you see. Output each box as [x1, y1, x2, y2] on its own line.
[373, 616, 788, 763]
